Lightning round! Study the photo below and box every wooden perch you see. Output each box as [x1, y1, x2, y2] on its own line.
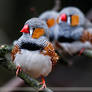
[0, 45, 53, 92]
[83, 50, 92, 58]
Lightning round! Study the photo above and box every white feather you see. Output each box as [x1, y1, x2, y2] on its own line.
[59, 41, 92, 55]
[14, 49, 52, 78]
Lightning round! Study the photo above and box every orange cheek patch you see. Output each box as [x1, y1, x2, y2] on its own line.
[56, 17, 59, 24]
[71, 15, 79, 26]
[46, 18, 55, 28]
[32, 28, 45, 39]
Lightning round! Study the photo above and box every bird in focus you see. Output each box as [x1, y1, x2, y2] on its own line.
[56, 7, 92, 56]
[39, 10, 59, 42]
[11, 18, 59, 90]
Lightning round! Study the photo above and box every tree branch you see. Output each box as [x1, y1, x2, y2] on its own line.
[0, 45, 53, 92]
[83, 50, 92, 58]
[52, 0, 61, 11]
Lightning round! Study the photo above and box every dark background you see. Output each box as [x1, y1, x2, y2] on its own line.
[0, 0, 92, 44]
[0, 0, 92, 90]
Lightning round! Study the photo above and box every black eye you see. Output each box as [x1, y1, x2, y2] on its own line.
[33, 28, 35, 31]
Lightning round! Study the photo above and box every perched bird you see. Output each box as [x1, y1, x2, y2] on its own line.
[56, 7, 92, 56]
[11, 18, 59, 89]
[39, 10, 59, 42]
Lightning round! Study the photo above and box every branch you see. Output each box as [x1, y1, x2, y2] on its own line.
[52, 0, 61, 11]
[0, 45, 53, 92]
[83, 50, 92, 58]
[0, 45, 12, 57]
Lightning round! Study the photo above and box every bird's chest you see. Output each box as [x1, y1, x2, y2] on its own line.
[14, 49, 52, 78]
[58, 26, 79, 43]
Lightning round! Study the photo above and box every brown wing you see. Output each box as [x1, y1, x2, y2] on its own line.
[41, 41, 59, 66]
[80, 30, 92, 43]
[11, 45, 21, 61]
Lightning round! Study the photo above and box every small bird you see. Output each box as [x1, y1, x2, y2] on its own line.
[56, 7, 92, 56]
[11, 18, 59, 89]
[39, 10, 59, 42]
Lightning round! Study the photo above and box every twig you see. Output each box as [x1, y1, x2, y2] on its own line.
[0, 45, 53, 92]
[86, 9, 92, 22]
[83, 50, 92, 58]
[0, 45, 12, 57]
[52, 0, 61, 11]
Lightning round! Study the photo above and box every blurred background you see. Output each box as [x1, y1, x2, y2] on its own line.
[0, 0, 92, 92]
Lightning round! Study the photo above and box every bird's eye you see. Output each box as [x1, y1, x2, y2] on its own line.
[60, 14, 67, 22]
[32, 28, 45, 39]
[33, 28, 35, 31]
[46, 18, 55, 28]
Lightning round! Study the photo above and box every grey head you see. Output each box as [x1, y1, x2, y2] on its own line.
[24, 18, 49, 37]
[16, 18, 49, 49]
[59, 7, 86, 26]
[57, 7, 85, 40]
[39, 11, 59, 42]
[39, 10, 58, 22]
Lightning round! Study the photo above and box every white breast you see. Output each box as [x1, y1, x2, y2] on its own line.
[59, 41, 92, 55]
[14, 49, 52, 78]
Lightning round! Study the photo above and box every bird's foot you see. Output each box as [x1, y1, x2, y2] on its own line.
[39, 76, 46, 90]
[78, 48, 85, 56]
[39, 82, 46, 90]
[16, 65, 22, 76]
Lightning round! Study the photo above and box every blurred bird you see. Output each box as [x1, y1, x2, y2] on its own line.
[39, 10, 59, 42]
[56, 7, 92, 56]
[11, 18, 59, 89]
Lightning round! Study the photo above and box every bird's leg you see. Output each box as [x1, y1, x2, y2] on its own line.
[78, 48, 85, 56]
[16, 65, 22, 76]
[39, 76, 46, 90]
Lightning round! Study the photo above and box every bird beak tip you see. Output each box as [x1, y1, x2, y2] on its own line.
[20, 25, 29, 33]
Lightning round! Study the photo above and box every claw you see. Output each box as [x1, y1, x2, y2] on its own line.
[16, 65, 21, 76]
[39, 76, 46, 90]
[78, 48, 85, 56]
